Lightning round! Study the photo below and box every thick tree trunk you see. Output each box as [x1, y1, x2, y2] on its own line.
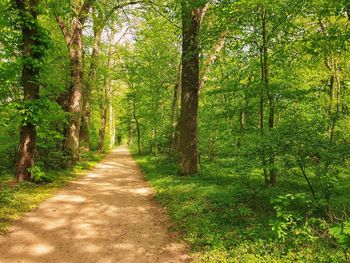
[178, 1, 207, 175]
[80, 25, 102, 149]
[56, 0, 93, 164]
[15, 0, 41, 182]
[63, 21, 84, 162]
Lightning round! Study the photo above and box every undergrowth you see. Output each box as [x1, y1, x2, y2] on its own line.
[133, 152, 349, 262]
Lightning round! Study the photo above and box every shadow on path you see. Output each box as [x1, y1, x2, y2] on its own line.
[0, 146, 190, 263]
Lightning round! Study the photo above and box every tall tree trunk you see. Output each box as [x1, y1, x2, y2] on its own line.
[63, 21, 84, 162]
[129, 121, 134, 145]
[80, 25, 102, 150]
[97, 30, 114, 152]
[237, 110, 245, 146]
[326, 55, 341, 143]
[261, 6, 276, 186]
[109, 97, 116, 149]
[178, 1, 207, 175]
[170, 64, 181, 153]
[15, 0, 42, 182]
[97, 70, 108, 152]
[97, 96, 107, 152]
[132, 93, 141, 154]
[259, 26, 268, 185]
[56, 0, 93, 164]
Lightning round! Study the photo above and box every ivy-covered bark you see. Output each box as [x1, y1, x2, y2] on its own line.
[15, 0, 45, 182]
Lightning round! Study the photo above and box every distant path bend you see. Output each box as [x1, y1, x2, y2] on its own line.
[0, 146, 190, 263]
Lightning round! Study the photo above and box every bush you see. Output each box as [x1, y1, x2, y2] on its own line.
[330, 221, 350, 261]
[0, 186, 12, 205]
[27, 166, 54, 183]
[270, 193, 326, 246]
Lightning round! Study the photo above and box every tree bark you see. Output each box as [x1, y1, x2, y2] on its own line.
[80, 24, 102, 150]
[97, 30, 114, 152]
[132, 92, 141, 154]
[170, 64, 181, 153]
[63, 19, 84, 162]
[56, 0, 94, 164]
[97, 97, 107, 152]
[129, 121, 134, 145]
[109, 96, 116, 148]
[261, 6, 276, 186]
[199, 31, 227, 90]
[178, 1, 207, 175]
[15, 0, 41, 182]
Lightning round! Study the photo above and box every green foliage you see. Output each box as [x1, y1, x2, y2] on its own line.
[0, 186, 12, 205]
[330, 221, 350, 257]
[27, 166, 54, 184]
[134, 152, 345, 262]
[270, 193, 326, 246]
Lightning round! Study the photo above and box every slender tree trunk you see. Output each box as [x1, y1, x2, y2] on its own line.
[263, 9, 277, 186]
[328, 73, 335, 141]
[15, 0, 41, 182]
[170, 64, 181, 153]
[132, 93, 141, 154]
[97, 70, 109, 152]
[129, 121, 134, 145]
[326, 55, 342, 143]
[261, 6, 277, 186]
[98, 96, 107, 152]
[199, 31, 227, 90]
[178, 1, 207, 175]
[259, 40, 268, 185]
[80, 25, 102, 150]
[237, 110, 244, 146]
[98, 30, 114, 152]
[109, 99, 116, 149]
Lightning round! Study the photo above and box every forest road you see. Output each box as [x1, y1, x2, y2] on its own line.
[0, 146, 190, 263]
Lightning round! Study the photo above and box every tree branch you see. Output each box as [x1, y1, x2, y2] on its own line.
[200, 31, 228, 89]
[104, 0, 145, 22]
[78, 0, 95, 24]
[56, 16, 71, 45]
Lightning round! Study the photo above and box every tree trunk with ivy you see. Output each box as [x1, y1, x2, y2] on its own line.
[15, 0, 42, 182]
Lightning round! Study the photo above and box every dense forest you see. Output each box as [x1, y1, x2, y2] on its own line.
[1, 0, 350, 262]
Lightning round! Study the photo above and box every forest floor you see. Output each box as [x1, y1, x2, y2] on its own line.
[134, 153, 349, 262]
[0, 146, 190, 263]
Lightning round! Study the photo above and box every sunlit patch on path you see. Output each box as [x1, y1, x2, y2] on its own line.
[0, 146, 190, 263]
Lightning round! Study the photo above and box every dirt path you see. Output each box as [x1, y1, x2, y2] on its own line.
[0, 146, 190, 263]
